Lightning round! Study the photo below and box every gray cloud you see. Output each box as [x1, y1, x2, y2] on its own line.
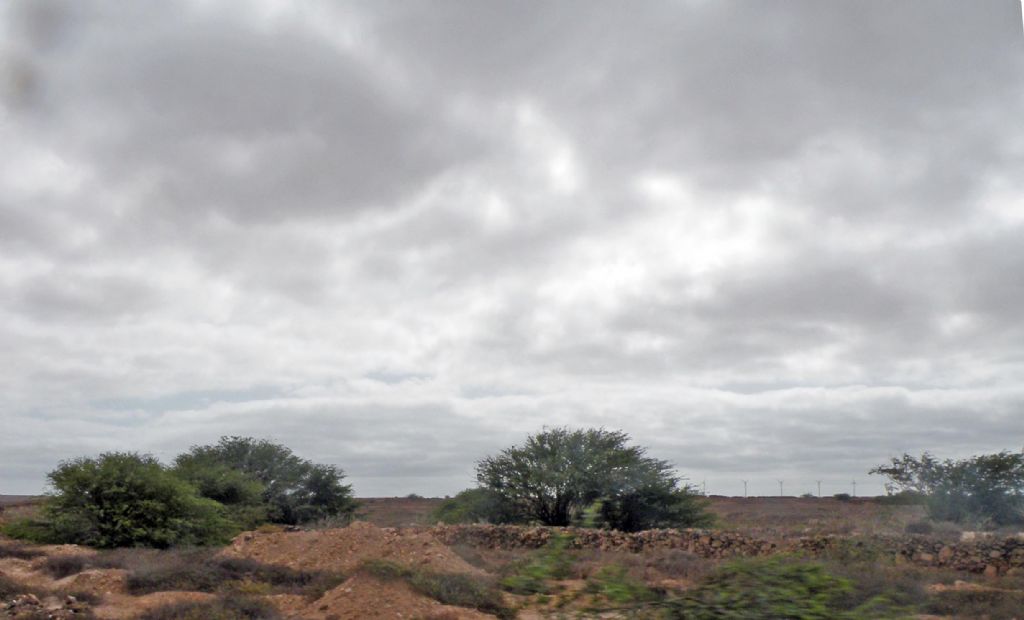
[1, 0, 1023, 497]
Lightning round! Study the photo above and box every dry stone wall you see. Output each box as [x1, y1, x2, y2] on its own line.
[426, 524, 1024, 575]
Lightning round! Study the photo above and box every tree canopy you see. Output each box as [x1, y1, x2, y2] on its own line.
[476, 427, 711, 530]
[173, 436, 357, 525]
[871, 451, 1024, 526]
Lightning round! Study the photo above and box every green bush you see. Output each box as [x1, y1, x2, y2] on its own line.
[430, 487, 515, 524]
[669, 557, 892, 619]
[7, 453, 235, 548]
[584, 564, 659, 604]
[825, 562, 928, 616]
[173, 437, 357, 526]
[499, 533, 575, 595]
[171, 461, 268, 529]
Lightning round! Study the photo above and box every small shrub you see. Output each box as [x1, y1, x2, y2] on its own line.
[0, 573, 100, 618]
[643, 549, 708, 581]
[1, 517, 61, 544]
[834, 493, 852, 501]
[138, 596, 281, 620]
[875, 490, 927, 506]
[0, 540, 43, 560]
[584, 564, 660, 604]
[301, 571, 350, 601]
[0, 572, 26, 598]
[817, 537, 890, 565]
[359, 559, 513, 619]
[125, 550, 319, 594]
[499, 533, 574, 594]
[40, 554, 91, 578]
[926, 588, 1024, 618]
[826, 561, 930, 616]
[904, 520, 934, 535]
[448, 543, 490, 570]
[669, 557, 869, 619]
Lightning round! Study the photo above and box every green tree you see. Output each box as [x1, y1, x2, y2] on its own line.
[23, 453, 233, 548]
[476, 427, 710, 530]
[171, 460, 267, 529]
[173, 437, 357, 525]
[870, 451, 1024, 526]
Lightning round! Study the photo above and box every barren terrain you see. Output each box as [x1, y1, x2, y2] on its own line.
[3, 496, 1023, 618]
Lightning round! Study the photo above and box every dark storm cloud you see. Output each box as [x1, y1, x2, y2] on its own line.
[1, 0, 1022, 495]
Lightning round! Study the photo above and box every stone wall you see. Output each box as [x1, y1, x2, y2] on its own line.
[426, 524, 1024, 575]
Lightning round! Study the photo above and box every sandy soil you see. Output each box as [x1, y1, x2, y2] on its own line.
[223, 521, 484, 575]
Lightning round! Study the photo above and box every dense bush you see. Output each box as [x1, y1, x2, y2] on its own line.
[173, 437, 357, 525]
[871, 451, 1024, 526]
[499, 533, 575, 595]
[669, 557, 904, 619]
[476, 427, 711, 530]
[6, 453, 234, 548]
[431, 488, 516, 524]
[584, 564, 659, 605]
[3, 438, 356, 548]
[171, 460, 267, 529]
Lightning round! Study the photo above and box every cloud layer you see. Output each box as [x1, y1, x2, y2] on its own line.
[2, 0, 1023, 497]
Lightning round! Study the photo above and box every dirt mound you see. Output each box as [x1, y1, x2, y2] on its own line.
[224, 521, 481, 575]
[54, 568, 128, 596]
[294, 573, 492, 620]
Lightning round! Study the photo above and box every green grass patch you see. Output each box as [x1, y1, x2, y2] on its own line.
[668, 556, 912, 619]
[499, 532, 575, 595]
[584, 564, 661, 605]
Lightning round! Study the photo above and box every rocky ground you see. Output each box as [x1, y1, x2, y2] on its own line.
[3, 497, 1024, 618]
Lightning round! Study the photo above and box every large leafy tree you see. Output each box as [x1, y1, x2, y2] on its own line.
[476, 427, 710, 530]
[37, 453, 234, 548]
[871, 451, 1024, 526]
[173, 437, 356, 525]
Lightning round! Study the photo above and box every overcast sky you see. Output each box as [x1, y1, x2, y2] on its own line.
[1, 1, 1023, 498]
